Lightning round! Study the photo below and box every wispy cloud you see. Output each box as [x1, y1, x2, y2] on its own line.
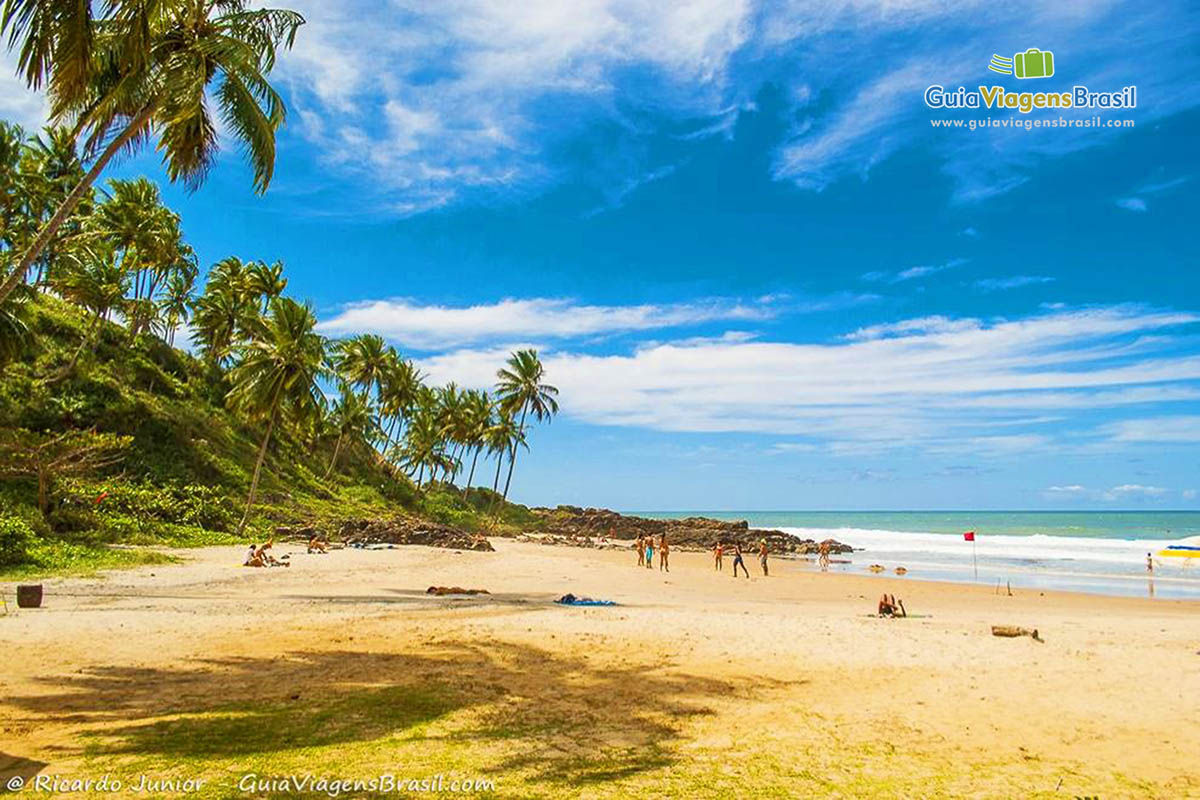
[417, 305, 1200, 451]
[1103, 415, 1200, 443]
[318, 296, 775, 349]
[975, 276, 1056, 291]
[1116, 197, 1148, 213]
[863, 258, 966, 285]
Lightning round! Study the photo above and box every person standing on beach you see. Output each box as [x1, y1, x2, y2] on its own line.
[758, 539, 769, 576]
[731, 544, 749, 578]
[1146, 552, 1154, 573]
[818, 540, 830, 571]
[645, 537, 654, 569]
[659, 534, 670, 572]
[713, 541, 724, 571]
[635, 536, 645, 567]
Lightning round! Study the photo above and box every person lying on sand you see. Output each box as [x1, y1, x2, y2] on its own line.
[713, 541, 724, 571]
[659, 534, 670, 572]
[731, 544, 749, 578]
[877, 594, 906, 618]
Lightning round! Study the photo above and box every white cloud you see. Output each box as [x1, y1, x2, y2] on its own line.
[317, 296, 774, 349]
[1044, 484, 1087, 495]
[862, 258, 966, 285]
[1183, 489, 1197, 500]
[1102, 484, 1169, 501]
[415, 305, 1200, 450]
[975, 276, 1055, 291]
[1103, 416, 1200, 444]
[0, 50, 48, 128]
[1116, 197, 1148, 212]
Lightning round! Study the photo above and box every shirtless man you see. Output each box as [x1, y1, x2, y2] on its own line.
[713, 541, 724, 572]
[659, 534, 670, 572]
[731, 544, 749, 578]
[758, 540, 769, 576]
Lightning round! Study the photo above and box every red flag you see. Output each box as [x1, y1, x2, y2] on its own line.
[963, 531, 975, 541]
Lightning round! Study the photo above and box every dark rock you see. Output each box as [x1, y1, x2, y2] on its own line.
[529, 507, 853, 555]
[338, 517, 494, 552]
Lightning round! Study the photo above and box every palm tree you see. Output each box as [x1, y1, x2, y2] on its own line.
[53, 245, 127, 372]
[334, 334, 390, 399]
[494, 349, 558, 501]
[226, 296, 325, 534]
[0, 0, 306, 305]
[461, 389, 493, 491]
[190, 264, 260, 365]
[158, 271, 194, 346]
[486, 411, 526, 510]
[244, 259, 287, 310]
[323, 385, 373, 479]
[397, 396, 443, 488]
[377, 353, 422, 450]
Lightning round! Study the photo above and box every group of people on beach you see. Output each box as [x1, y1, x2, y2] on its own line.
[634, 534, 671, 571]
[631, 534, 773, 578]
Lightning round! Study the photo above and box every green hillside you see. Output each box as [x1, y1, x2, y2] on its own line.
[0, 294, 536, 578]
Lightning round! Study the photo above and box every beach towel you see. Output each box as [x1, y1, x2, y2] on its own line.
[556, 593, 617, 606]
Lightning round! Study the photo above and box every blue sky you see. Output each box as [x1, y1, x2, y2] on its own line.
[5, 0, 1199, 510]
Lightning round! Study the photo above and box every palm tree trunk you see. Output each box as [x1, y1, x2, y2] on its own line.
[502, 404, 529, 501]
[466, 448, 480, 490]
[0, 106, 156, 307]
[237, 408, 278, 535]
[323, 432, 344, 479]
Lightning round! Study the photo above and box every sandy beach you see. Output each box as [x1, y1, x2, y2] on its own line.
[2, 540, 1198, 798]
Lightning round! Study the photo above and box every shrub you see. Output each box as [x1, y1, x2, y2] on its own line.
[0, 515, 36, 566]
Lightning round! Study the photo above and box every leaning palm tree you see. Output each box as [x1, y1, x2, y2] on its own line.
[377, 353, 422, 450]
[494, 349, 558, 500]
[54, 244, 127, 371]
[323, 385, 373, 480]
[0, 0, 306, 305]
[461, 389, 493, 491]
[244, 259, 287, 311]
[226, 296, 325, 534]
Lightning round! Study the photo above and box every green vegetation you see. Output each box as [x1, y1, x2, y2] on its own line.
[0, 2, 558, 577]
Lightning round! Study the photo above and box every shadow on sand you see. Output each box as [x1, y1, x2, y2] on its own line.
[6, 640, 736, 788]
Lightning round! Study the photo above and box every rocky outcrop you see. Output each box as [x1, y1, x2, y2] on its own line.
[531, 506, 852, 555]
[335, 518, 494, 551]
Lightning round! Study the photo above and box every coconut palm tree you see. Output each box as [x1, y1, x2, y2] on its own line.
[377, 353, 422, 450]
[323, 385, 373, 480]
[494, 349, 558, 500]
[333, 334, 390, 399]
[244, 259, 287, 311]
[486, 411, 526, 511]
[0, 0, 306, 305]
[158, 270, 194, 346]
[461, 389, 493, 491]
[226, 296, 325, 533]
[53, 244, 127, 372]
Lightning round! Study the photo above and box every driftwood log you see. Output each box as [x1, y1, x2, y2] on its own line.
[991, 625, 1043, 642]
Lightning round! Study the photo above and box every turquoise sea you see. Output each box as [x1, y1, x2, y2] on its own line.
[632, 511, 1200, 600]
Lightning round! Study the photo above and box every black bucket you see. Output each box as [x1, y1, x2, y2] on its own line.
[16, 584, 43, 608]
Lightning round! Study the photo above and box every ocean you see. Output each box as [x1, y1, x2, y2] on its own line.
[632, 511, 1200, 600]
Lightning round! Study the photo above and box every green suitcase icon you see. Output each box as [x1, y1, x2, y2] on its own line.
[1014, 48, 1054, 79]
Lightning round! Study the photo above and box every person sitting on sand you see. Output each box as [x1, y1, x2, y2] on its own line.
[758, 539, 769, 577]
[244, 544, 265, 567]
[307, 533, 328, 554]
[877, 594, 906, 618]
[731, 544, 749, 578]
[645, 537, 654, 570]
[659, 534, 670, 572]
[256, 539, 290, 568]
[713, 541, 724, 572]
[635, 536, 645, 567]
